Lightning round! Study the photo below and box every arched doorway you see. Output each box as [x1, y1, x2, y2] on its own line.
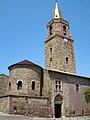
[54, 94, 63, 118]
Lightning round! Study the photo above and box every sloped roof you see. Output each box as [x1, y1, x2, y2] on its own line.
[8, 60, 42, 70]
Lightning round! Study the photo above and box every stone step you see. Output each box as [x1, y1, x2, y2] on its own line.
[0, 116, 90, 120]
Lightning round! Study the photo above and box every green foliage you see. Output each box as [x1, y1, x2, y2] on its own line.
[85, 88, 90, 103]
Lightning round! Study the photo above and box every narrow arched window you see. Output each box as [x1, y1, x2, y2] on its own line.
[76, 83, 79, 92]
[32, 81, 35, 90]
[17, 81, 22, 90]
[63, 25, 66, 36]
[9, 82, 11, 90]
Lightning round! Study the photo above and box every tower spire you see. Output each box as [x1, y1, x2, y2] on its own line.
[52, 0, 63, 19]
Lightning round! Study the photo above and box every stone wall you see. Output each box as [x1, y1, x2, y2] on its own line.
[8, 65, 43, 96]
[43, 70, 90, 117]
[45, 18, 76, 74]
[45, 35, 76, 74]
[68, 76, 90, 116]
[9, 95, 52, 118]
[0, 74, 8, 96]
[0, 96, 10, 113]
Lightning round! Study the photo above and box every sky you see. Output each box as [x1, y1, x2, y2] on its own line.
[0, 0, 90, 77]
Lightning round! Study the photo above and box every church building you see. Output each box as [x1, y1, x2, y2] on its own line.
[0, 1, 90, 118]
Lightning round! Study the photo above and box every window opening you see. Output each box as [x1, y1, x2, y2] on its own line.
[56, 80, 61, 91]
[50, 48, 52, 53]
[82, 110, 84, 115]
[63, 25, 66, 36]
[66, 57, 68, 64]
[9, 82, 11, 90]
[76, 83, 79, 92]
[17, 81, 22, 90]
[50, 58, 52, 67]
[50, 26, 52, 35]
[13, 106, 17, 113]
[73, 111, 75, 115]
[32, 81, 35, 90]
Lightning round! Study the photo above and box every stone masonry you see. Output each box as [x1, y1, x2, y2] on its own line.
[0, 1, 90, 118]
[45, 19, 76, 74]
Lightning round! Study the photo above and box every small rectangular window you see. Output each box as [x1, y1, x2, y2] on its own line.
[76, 83, 79, 92]
[50, 48, 52, 54]
[63, 25, 66, 36]
[66, 57, 68, 64]
[50, 26, 52, 35]
[9, 82, 11, 90]
[50, 58, 52, 67]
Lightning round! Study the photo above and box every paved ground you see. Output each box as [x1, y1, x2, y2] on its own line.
[0, 112, 90, 120]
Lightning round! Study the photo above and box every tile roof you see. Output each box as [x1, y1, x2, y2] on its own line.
[15, 60, 36, 65]
[8, 60, 42, 70]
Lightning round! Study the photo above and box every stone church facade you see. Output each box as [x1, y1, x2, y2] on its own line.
[0, 1, 90, 118]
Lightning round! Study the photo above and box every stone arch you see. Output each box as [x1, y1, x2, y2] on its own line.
[54, 94, 63, 118]
[17, 81, 22, 90]
[54, 94, 63, 104]
[31, 81, 35, 90]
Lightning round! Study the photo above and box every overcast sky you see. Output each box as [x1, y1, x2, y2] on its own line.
[0, 0, 90, 77]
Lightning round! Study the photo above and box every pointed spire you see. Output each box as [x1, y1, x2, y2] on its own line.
[52, 0, 63, 19]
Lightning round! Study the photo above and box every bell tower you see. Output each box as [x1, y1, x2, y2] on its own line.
[45, 1, 76, 74]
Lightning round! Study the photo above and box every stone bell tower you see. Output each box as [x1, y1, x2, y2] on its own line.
[45, 1, 76, 74]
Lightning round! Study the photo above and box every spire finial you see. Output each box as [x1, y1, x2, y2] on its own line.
[52, 0, 63, 19]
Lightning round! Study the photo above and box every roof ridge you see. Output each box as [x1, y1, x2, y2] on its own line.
[8, 59, 42, 70]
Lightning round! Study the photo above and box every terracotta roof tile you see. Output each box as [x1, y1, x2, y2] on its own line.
[8, 60, 42, 70]
[15, 60, 36, 65]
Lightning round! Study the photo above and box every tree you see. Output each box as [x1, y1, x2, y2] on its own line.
[85, 88, 90, 103]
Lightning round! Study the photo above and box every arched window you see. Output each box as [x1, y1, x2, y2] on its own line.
[9, 82, 11, 90]
[32, 81, 35, 90]
[17, 81, 22, 90]
[63, 25, 66, 36]
[76, 83, 79, 92]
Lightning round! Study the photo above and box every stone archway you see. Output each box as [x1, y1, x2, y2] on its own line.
[54, 94, 63, 118]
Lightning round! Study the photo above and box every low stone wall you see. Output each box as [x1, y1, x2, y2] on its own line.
[9, 95, 52, 118]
